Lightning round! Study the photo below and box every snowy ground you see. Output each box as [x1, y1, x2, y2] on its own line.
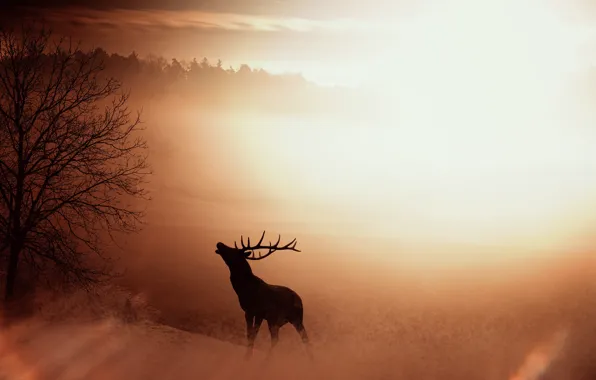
[0, 318, 325, 380]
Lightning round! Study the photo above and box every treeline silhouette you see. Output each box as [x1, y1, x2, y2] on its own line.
[94, 48, 365, 116]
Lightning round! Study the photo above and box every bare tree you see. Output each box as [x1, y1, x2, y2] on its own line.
[0, 26, 150, 303]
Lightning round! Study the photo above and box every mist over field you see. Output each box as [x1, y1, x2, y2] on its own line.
[114, 94, 596, 379]
[4, 220, 596, 379]
[2, 1, 596, 379]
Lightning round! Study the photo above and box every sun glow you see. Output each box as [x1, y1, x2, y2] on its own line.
[234, 0, 596, 253]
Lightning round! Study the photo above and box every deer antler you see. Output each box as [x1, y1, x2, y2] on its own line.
[235, 231, 301, 260]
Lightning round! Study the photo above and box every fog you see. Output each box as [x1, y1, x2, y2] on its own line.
[1, 94, 595, 380]
[97, 91, 596, 379]
[116, 222, 596, 379]
[2, 18, 596, 378]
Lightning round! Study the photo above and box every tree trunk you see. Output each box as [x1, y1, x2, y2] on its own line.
[4, 242, 20, 303]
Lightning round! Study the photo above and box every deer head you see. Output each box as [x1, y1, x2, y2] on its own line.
[215, 231, 300, 268]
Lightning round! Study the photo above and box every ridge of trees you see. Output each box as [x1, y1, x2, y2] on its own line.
[92, 48, 364, 116]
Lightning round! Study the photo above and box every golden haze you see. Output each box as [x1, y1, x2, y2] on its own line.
[137, 0, 596, 268]
[2, 0, 596, 378]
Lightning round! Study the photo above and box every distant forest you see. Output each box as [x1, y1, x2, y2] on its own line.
[95, 48, 373, 117]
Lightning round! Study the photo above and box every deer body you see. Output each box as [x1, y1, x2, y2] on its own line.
[215, 232, 311, 359]
[231, 274, 303, 322]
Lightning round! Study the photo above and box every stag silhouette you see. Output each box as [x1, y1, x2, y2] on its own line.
[215, 231, 312, 360]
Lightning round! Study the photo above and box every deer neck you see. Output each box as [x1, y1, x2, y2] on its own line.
[227, 259, 254, 279]
[229, 263, 262, 307]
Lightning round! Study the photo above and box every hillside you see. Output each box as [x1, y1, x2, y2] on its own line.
[0, 308, 593, 380]
[0, 318, 321, 380]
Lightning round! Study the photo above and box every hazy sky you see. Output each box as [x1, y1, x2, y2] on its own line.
[2, 0, 419, 85]
[5, 0, 596, 254]
[2, 0, 595, 85]
[3, 0, 413, 19]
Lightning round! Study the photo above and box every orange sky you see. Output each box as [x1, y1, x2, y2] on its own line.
[114, 0, 596, 255]
[7, 0, 594, 86]
[7, 0, 596, 264]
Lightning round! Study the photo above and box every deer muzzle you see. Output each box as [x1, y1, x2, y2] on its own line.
[215, 242, 228, 254]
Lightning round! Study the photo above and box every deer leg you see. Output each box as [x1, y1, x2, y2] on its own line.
[268, 323, 280, 351]
[292, 322, 310, 344]
[245, 314, 264, 360]
[252, 316, 263, 343]
[292, 322, 314, 361]
[244, 313, 255, 359]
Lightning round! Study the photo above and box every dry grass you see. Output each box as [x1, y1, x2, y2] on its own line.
[29, 284, 160, 325]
